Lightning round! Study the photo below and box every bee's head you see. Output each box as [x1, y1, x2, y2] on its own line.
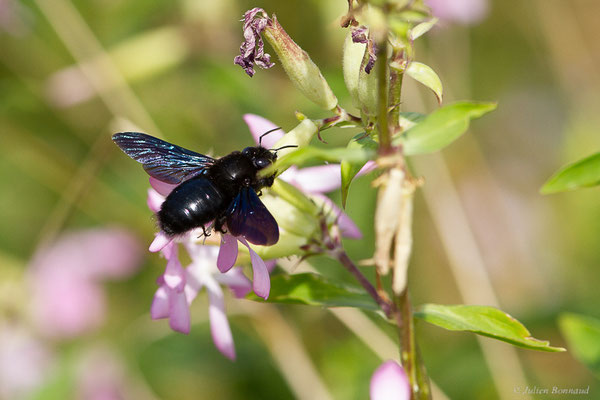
[242, 146, 278, 170]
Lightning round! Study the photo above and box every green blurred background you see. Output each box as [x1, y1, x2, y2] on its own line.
[1, 0, 599, 399]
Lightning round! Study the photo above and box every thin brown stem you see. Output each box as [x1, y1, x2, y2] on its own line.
[334, 249, 394, 318]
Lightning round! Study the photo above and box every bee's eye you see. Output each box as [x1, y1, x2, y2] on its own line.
[254, 158, 270, 169]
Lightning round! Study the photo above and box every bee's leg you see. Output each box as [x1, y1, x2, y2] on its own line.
[214, 215, 228, 234]
[257, 189, 263, 196]
[201, 225, 211, 238]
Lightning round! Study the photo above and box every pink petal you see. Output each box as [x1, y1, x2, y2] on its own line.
[265, 259, 277, 273]
[147, 188, 164, 213]
[286, 164, 342, 194]
[217, 234, 238, 273]
[243, 114, 284, 149]
[183, 268, 204, 305]
[359, 160, 377, 175]
[239, 238, 270, 299]
[314, 194, 362, 239]
[150, 286, 170, 319]
[370, 361, 410, 400]
[149, 177, 177, 196]
[168, 290, 190, 334]
[216, 267, 252, 298]
[163, 246, 185, 291]
[207, 286, 236, 360]
[149, 232, 172, 253]
[281, 162, 375, 195]
[160, 240, 177, 261]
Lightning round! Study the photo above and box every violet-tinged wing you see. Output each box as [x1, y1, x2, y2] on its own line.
[226, 188, 279, 246]
[112, 132, 215, 184]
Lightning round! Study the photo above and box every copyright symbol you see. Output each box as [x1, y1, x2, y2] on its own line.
[514, 386, 522, 394]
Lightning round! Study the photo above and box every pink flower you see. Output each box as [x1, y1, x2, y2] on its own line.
[75, 347, 126, 400]
[28, 228, 142, 339]
[147, 179, 268, 299]
[425, 0, 489, 25]
[217, 233, 270, 299]
[244, 113, 370, 240]
[146, 185, 252, 359]
[370, 360, 411, 400]
[0, 324, 53, 399]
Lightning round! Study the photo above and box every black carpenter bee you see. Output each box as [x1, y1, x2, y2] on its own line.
[112, 130, 295, 246]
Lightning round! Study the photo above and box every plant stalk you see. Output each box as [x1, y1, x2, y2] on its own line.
[396, 289, 431, 399]
[377, 39, 391, 152]
[335, 249, 394, 319]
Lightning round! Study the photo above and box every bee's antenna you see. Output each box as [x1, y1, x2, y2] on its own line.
[269, 144, 298, 152]
[259, 127, 282, 146]
[271, 144, 298, 152]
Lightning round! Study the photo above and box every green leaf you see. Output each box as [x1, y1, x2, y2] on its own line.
[409, 18, 439, 40]
[260, 145, 375, 178]
[340, 134, 378, 208]
[540, 152, 600, 194]
[559, 313, 600, 378]
[246, 273, 378, 310]
[405, 61, 443, 104]
[394, 102, 497, 155]
[415, 304, 566, 352]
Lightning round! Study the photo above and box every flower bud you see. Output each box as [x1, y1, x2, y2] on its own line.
[343, 30, 366, 108]
[263, 16, 338, 110]
[357, 42, 378, 116]
[271, 118, 318, 157]
[254, 231, 308, 260]
[261, 194, 319, 239]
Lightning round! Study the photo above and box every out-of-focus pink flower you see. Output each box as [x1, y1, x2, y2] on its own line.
[0, 324, 53, 399]
[28, 228, 143, 339]
[244, 113, 370, 239]
[370, 360, 411, 400]
[425, 0, 489, 25]
[75, 347, 126, 400]
[0, 0, 32, 36]
[146, 186, 252, 359]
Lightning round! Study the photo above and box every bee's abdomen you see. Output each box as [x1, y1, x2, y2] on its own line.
[158, 177, 229, 236]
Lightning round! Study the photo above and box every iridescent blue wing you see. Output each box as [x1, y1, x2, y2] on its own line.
[226, 188, 279, 246]
[112, 132, 215, 184]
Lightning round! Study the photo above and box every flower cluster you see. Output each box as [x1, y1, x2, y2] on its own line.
[145, 115, 365, 359]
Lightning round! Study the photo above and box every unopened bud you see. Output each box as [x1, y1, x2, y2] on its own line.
[261, 194, 319, 239]
[263, 16, 338, 110]
[357, 41, 378, 116]
[343, 30, 366, 108]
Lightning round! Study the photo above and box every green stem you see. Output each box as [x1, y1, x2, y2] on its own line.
[376, 39, 391, 152]
[396, 289, 431, 399]
[389, 49, 404, 134]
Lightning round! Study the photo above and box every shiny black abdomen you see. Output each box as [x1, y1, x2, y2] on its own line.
[158, 176, 229, 236]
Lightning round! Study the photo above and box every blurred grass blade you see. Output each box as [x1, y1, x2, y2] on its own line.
[541, 152, 600, 194]
[404, 61, 443, 104]
[246, 273, 378, 310]
[395, 102, 496, 155]
[415, 304, 566, 352]
[559, 313, 600, 378]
